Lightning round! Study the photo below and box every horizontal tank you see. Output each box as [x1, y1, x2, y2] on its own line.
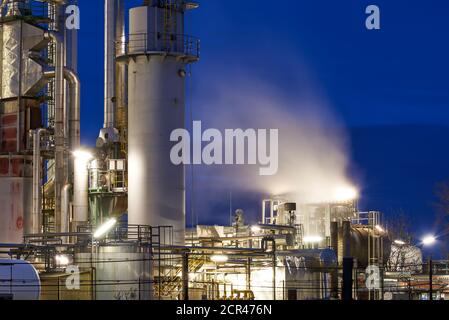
[0, 259, 40, 300]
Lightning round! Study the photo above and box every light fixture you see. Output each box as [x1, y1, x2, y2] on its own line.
[303, 236, 323, 244]
[55, 254, 70, 266]
[94, 218, 117, 239]
[394, 240, 406, 246]
[422, 235, 436, 246]
[210, 255, 228, 263]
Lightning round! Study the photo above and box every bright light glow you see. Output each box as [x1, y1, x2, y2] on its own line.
[333, 186, 358, 202]
[303, 235, 323, 244]
[251, 226, 261, 233]
[94, 218, 117, 239]
[394, 240, 406, 245]
[375, 225, 384, 233]
[73, 149, 94, 162]
[422, 235, 436, 246]
[210, 255, 228, 263]
[55, 254, 70, 266]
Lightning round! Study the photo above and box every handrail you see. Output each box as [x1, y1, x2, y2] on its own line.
[117, 32, 200, 59]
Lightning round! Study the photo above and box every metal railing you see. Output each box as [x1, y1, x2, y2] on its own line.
[0, 0, 48, 21]
[117, 32, 200, 59]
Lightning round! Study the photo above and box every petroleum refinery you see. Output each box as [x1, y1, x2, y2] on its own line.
[0, 0, 447, 301]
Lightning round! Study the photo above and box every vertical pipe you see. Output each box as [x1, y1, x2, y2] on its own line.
[342, 220, 351, 258]
[32, 128, 47, 234]
[272, 253, 276, 300]
[104, 0, 116, 128]
[330, 221, 339, 299]
[262, 200, 266, 224]
[115, 0, 127, 153]
[64, 68, 81, 151]
[61, 183, 71, 234]
[429, 258, 433, 301]
[330, 221, 339, 261]
[182, 252, 189, 301]
[342, 257, 353, 301]
[47, 5, 66, 233]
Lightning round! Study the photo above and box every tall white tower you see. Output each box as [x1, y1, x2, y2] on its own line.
[122, 1, 199, 245]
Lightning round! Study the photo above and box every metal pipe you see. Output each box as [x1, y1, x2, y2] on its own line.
[63, 68, 81, 151]
[43, 68, 81, 151]
[104, 0, 117, 128]
[61, 184, 72, 234]
[342, 220, 351, 258]
[182, 252, 189, 300]
[45, 21, 65, 233]
[32, 128, 47, 235]
[115, 0, 127, 145]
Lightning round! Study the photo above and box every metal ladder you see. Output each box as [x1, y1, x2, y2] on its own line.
[163, 0, 176, 51]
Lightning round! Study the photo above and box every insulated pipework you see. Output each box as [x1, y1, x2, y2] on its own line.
[104, 0, 117, 128]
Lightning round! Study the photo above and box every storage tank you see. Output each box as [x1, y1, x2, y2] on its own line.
[123, 2, 199, 245]
[336, 223, 392, 267]
[76, 244, 152, 300]
[0, 259, 40, 300]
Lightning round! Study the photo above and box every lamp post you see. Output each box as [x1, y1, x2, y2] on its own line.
[422, 235, 436, 301]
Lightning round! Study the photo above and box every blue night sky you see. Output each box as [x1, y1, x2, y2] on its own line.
[77, 1, 449, 252]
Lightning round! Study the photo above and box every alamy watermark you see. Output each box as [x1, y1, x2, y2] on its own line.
[170, 121, 279, 176]
[365, 265, 382, 290]
[365, 5, 381, 30]
[32, 4, 382, 32]
[65, 5, 80, 30]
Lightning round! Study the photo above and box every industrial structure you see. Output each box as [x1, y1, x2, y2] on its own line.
[0, 0, 446, 301]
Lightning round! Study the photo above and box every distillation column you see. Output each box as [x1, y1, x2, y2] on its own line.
[123, 1, 199, 245]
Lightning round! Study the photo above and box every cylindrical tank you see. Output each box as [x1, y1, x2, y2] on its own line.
[338, 226, 392, 268]
[0, 259, 40, 300]
[0, 176, 32, 243]
[126, 4, 198, 245]
[75, 245, 152, 300]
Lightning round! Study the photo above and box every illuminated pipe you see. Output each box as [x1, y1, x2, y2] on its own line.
[104, 0, 117, 128]
[63, 68, 81, 151]
[31, 128, 47, 235]
[61, 184, 72, 233]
